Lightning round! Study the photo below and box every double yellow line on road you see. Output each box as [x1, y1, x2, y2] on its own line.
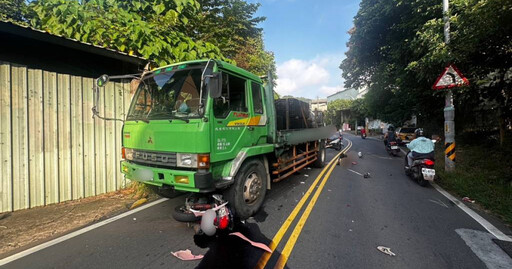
[256, 139, 352, 269]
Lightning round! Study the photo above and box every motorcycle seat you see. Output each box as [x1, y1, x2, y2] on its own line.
[411, 151, 435, 161]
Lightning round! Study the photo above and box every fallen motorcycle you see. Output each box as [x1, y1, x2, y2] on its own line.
[173, 194, 234, 235]
[326, 134, 343, 151]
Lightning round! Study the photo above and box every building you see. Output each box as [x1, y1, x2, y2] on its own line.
[311, 98, 327, 112]
[0, 21, 147, 213]
[327, 88, 358, 102]
[327, 86, 368, 103]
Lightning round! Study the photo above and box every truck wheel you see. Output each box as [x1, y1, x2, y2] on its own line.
[312, 140, 326, 168]
[172, 205, 201, 222]
[224, 159, 267, 220]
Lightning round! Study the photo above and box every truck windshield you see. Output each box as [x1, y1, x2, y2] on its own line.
[127, 67, 205, 121]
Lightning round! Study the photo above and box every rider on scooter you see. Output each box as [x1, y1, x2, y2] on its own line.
[405, 128, 434, 169]
[383, 125, 397, 146]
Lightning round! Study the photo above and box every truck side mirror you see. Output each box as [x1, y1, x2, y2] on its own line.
[209, 72, 222, 98]
[96, 74, 109, 87]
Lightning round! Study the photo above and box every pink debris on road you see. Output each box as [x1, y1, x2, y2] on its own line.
[171, 249, 204, 261]
[229, 232, 272, 253]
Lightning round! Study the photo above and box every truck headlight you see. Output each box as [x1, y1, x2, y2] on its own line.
[124, 148, 134, 160]
[177, 153, 197, 168]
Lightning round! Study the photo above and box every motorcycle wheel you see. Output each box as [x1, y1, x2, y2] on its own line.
[416, 167, 429, 187]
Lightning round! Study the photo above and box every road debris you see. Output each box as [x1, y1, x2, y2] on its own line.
[129, 198, 147, 210]
[229, 232, 272, 253]
[300, 181, 305, 184]
[358, 152, 363, 158]
[171, 249, 204, 261]
[0, 225, 7, 229]
[462, 197, 475, 203]
[132, 218, 137, 221]
[377, 246, 396, 256]
[304, 174, 309, 177]
[351, 161, 357, 165]
[363, 172, 371, 178]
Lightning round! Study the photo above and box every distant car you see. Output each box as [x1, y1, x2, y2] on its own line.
[396, 127, 417, 144]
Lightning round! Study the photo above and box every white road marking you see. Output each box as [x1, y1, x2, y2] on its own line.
[347, 169, 363, 176]
[456, 228, 512, 269]
[428, 199, 449, 208]
[0, 198, 169, 266]
[432, 183, 512, 242]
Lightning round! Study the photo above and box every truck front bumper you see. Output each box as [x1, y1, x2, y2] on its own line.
[121, 161, 215, 193]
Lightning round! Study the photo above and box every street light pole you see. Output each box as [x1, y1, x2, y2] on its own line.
[443, 0, 456, 171]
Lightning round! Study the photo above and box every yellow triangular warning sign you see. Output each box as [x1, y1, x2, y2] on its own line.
[433, 64, 469, 90]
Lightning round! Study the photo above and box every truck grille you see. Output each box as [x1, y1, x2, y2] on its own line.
[131, 150, 177, 167]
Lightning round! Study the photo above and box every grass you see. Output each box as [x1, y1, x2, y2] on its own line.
[434, 143, 512, 226]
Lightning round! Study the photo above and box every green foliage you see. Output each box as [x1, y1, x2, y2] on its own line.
[23, 0, 275, 81]
[0, 0, 27, 22]
[189, 0, 276, 84]
[325, 99, 353, 126]
[349, 98, 368, 124]
[232, 35, 277, 86]
[342, 0, 512, 137]
[435, 143, 512, 225]
[26, 0, 226, 66]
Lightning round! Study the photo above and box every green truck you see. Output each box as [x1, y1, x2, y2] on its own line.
[94, 59, 335, 220]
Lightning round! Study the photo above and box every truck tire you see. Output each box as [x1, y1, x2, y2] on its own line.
[172, 205, 201, 222]
[312, 140, 326, 168]
[224, 159, 267, 220]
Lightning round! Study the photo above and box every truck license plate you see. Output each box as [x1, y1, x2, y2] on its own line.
[421, 168, 435, 181]
[391, 146, 398, 149]
[133, 169, 154, 181]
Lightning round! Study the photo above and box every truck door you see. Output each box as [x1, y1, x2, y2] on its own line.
[211, 72, 253, 161]
[248, 82, 268, 145]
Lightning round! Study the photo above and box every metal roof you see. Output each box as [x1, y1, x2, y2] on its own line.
[0, 20, 147, 65]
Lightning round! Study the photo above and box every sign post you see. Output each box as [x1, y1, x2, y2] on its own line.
[433, 63, 469, 171]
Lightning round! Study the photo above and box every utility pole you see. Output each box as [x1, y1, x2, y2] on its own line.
[443, 0, 456, 171]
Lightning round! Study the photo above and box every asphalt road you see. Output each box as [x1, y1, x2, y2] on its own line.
[3, 133, 512, 269]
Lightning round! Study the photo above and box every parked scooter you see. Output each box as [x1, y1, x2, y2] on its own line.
[385, 140, 400, 156]
[404, 152, 435, 187]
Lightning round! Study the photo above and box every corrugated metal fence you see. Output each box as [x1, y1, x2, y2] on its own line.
[0, 61, 132, 213]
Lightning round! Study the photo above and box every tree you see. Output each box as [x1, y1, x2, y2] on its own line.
[26, 0, 226, 66]
[189, 0, 276, 84]
[325, 99, 353, 127]
[350, 98, 368, 125]
[232, 35, 277, 86]
[341, 0, 511, 143]
[0, 0, 27, 22]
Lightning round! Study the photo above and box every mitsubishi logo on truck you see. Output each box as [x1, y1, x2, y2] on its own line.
[147, 136, 153, 144]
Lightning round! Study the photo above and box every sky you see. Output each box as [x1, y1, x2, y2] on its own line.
[249, 0, 361, 99]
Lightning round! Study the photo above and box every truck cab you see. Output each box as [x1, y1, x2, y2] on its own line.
[120, 60, 274, 217]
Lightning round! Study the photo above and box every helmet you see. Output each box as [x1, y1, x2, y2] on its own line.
[388, 125, 395, 132]
[415, 128, 424, 137]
